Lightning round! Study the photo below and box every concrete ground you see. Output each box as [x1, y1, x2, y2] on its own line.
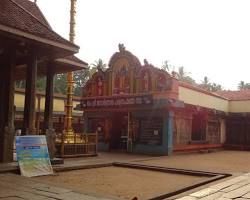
[0, 173, 113, 200]
[36, 150, 250, 199]
[176, 173, 250, 200]
[135, 150, 250, 175]
[35, 166, 207, 200]
[1, 150, 250, 199]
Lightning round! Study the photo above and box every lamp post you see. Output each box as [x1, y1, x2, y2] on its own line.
[64, 0, 77, 142]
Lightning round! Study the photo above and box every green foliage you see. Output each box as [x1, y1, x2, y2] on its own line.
[200, 76, 222, 92]
[54, 69, 91, 96]
[54, 73, 67, 95]
[15, 77, 47, 92]
[161, 61, 195, 84]
[36, 77, 46, 92]
[15, 59, 106, 97]
[176, 66, 196, 84]
[15, 80, 26, 89]
[161, 60, 176, 73]
[73, 69, 90, 96]
[238, 81, 250, 90]
[161, 60, 170, 72]
[210, 83, 222, 92]
[89, 59, 107, 76]
[161, 60, 223, 92]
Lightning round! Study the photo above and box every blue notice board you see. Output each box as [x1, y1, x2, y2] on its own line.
[16, 135, 53, 177]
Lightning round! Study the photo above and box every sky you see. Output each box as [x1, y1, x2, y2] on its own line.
[37, 0, 250, 90]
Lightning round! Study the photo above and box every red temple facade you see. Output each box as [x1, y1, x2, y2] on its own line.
[78, 44, 250, 155]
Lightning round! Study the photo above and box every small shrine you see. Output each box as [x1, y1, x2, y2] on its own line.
[79, 44, 181, 155]
[79, 44, 250, 155]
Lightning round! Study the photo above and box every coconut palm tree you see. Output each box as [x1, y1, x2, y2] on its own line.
[90, 59, 107, 76]
[177, 66, 196, 84]
[200, 76, 211, 90]
[161, 60, 170, 72]
[238, 81, 245, 90]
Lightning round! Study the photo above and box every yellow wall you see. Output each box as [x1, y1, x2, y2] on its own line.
[179, 86, 229, 112]
[14, 92, 82, 114]
[15, 87, 250, 114]
[53, 98, 65, 112]
[15, 94, 25, 108]
[229, 100, 250, 113]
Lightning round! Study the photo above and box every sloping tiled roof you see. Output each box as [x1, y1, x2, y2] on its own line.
[215, 90, 250, 101]
[55, 55, 88, 70]
[12, 0, 51, 28]
[0, 0, 78, 50]
[65, 55, 88, 66]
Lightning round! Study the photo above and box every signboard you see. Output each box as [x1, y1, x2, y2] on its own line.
[139, 118, 163, 145]
[16, 135, 53, 177]
[81, 94, 153, 109]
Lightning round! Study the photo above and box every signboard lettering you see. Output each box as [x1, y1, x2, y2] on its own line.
[81, 95, 152, 108]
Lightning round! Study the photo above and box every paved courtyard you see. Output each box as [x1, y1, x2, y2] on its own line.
[177, 173, 250, 200]
[0, 173, 113, 200]
[1, 150, 250, 199]
[136, 150, 250, 174]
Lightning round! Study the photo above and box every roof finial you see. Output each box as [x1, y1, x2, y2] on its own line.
[118, 43, 125, 53]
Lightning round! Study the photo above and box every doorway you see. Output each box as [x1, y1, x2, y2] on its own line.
[109, 112, 128, 150]
[191, 113, 206, 141]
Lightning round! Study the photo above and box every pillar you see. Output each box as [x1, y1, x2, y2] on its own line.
[0, 47, 16, 162]
[36, 95, 41, 134]
[44, 65, 54, 130]
[44, 64, 56, 159]
[167, 110, 174, 155]
[23, 50, 37, 135]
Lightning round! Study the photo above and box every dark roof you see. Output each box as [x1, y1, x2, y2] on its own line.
[0, 0, 78, 51]
[12, 0, 51, 28]
[54, 55, 88, 72]
[15, 55, 88, 80]
[215, 90, 250, 101]
[65, 55, 88, 66]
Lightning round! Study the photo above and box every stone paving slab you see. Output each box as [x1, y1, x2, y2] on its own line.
[177, 173, 250, 200]
[0, 174, 114, 200]
[0, 152, 154, 174]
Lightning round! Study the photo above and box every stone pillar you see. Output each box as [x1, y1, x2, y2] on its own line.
[167, 110, 174, 155]
[44, 64, 56, 159]
[0, 47, 16, 162]
[23, 50, 37, 135]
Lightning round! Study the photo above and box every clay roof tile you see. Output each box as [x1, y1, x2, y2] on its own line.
[215, 90, 250, 100]
[0, 0, 78, 50]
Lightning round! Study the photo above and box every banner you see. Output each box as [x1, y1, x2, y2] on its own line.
[16, 135, 53, 177]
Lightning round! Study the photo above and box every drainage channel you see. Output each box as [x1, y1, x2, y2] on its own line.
[113, 162, 232, 200]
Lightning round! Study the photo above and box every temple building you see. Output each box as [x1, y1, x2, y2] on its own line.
[78, 44, 250, 155]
